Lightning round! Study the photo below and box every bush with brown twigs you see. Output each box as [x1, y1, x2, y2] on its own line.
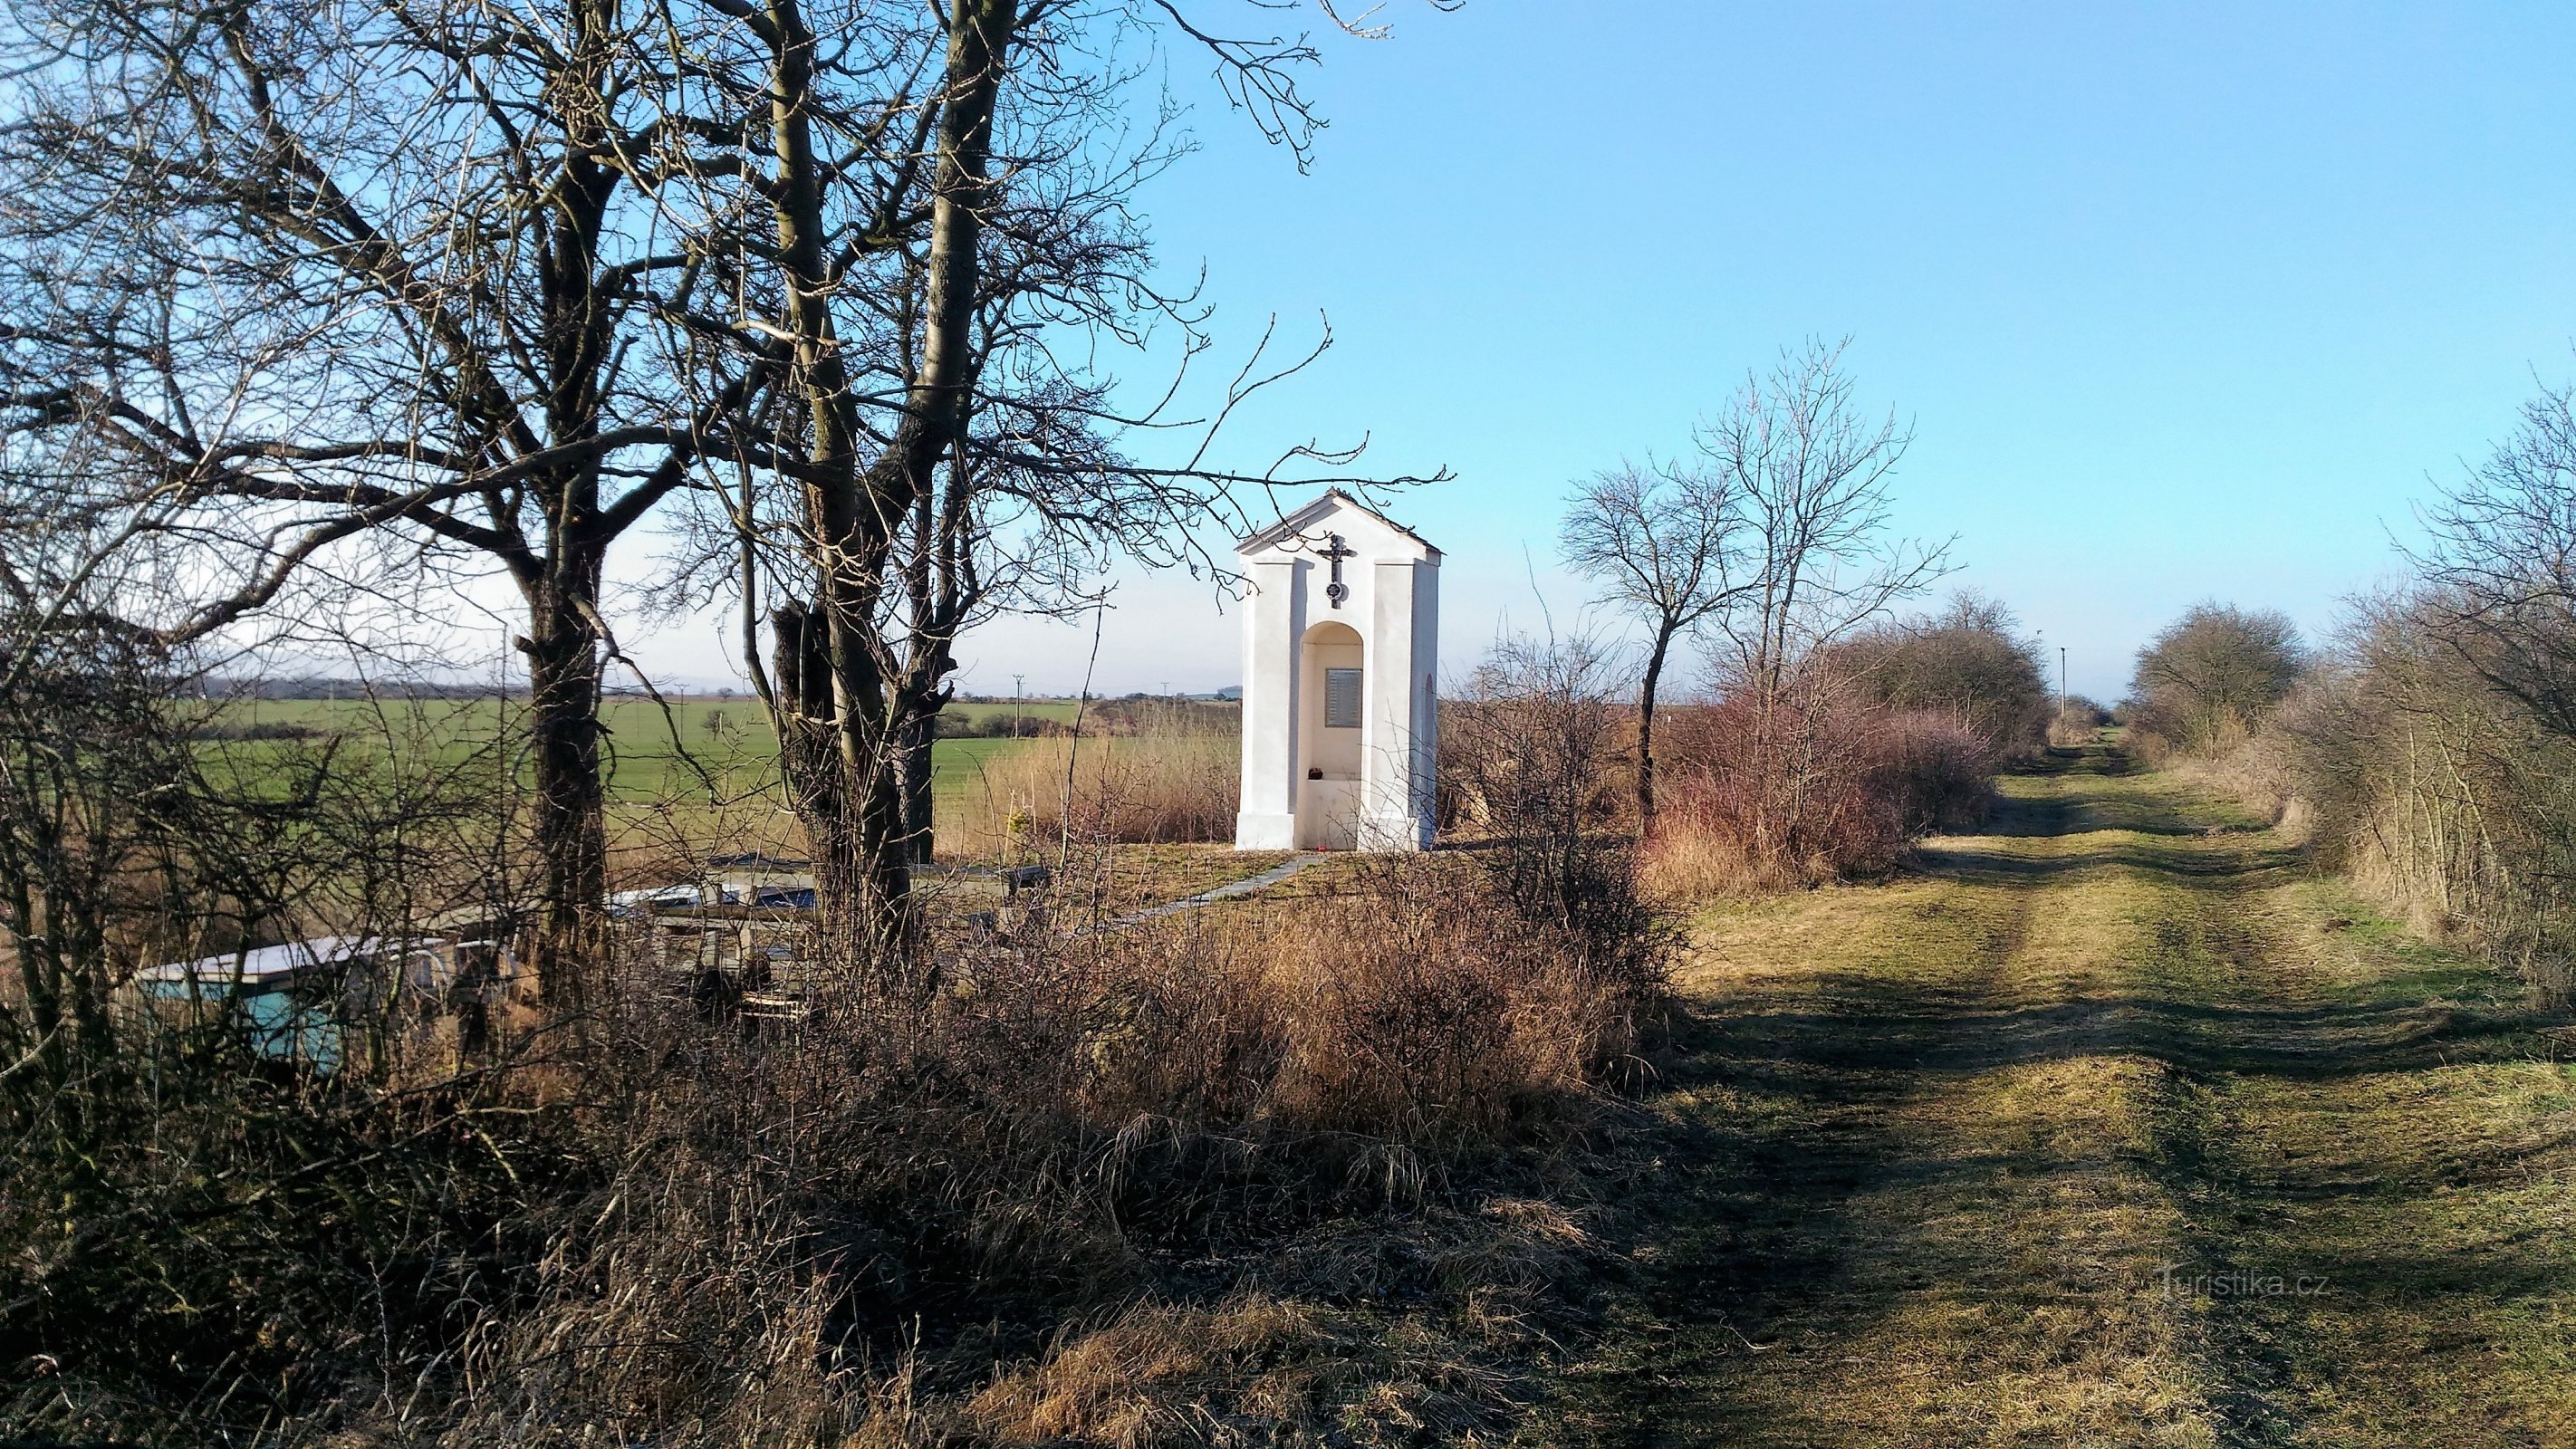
[1829, 592, 2054, 762]
[2049, 694, 2113, 746]
[2230, 592, 2576, 1005]
[1645, 675, 1995, 897]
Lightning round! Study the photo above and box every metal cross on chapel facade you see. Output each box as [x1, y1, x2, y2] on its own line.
[1319, 533, 1355, 608]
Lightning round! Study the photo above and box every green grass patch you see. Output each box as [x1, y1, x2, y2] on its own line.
[209, 695, 1059, 809]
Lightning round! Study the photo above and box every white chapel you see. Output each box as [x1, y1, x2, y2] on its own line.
[1233, 491, 1439, 851]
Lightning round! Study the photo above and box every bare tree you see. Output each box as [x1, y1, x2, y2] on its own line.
[1693, 337, 1949, 698]
[2410, 371, 2576, 744]
[0, 0, 782, 997]
[1, 0, 1447, 984]
[632, 0, 1447, 965]
[1650, 340, 1952, 877]
[1559, 458, 1747, 831]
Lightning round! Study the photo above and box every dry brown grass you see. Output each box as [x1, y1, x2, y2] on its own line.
[1638, 805, 1767, 899]
[966, 1296, 1350, 1446]
[948, 1194, 1594, 1446]
[6, 646, 1672, 1446]
[7, 840, 1668, 1447]
[331, 855, 1666, 1447]
[946, 731, 1237, 856]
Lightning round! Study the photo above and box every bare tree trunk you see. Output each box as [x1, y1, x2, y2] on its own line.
[522, 576, 606, 1005]
[756, 0, 1014, 973]
[772, 604, 858, 941]
[520, 15, 618, 1002]
[1637, 621, 1677, 835]
[900, 715, 936, 866]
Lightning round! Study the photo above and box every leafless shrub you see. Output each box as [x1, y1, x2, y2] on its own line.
[2126, 602, 2307, 762]
[1441, 635, 1672, 982]
[1831, 591, 2053, 760]
[2049, 695, 2113, 747]
[437, 855, 1660, 1444]
[1871, 709, 2000, 831]
[1266, 857, 1666, 1141]
[2267, 590, 2576, 1003]
[1650, 673, 1994, 897]
[0, 621, 560, 1444]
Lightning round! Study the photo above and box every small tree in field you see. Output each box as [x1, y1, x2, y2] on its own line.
[1560, 460, 1747, 832]
[1696, 338, 1946, 702]
[2128, 602, 2305, 756]
[1678, 339, 1950, 873]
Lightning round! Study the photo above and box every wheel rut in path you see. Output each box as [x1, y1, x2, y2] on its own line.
[1528, 742, 2576, 1448]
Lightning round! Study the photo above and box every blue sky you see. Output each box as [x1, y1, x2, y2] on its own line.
[621, 0, 2576, 702]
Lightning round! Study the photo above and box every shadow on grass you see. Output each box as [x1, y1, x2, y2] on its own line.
[1542, 741, 2571, 1445]
[1919, 841, 2310, 886]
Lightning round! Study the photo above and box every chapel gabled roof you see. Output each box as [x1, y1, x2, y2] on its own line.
[1234, 489, 1440, 561]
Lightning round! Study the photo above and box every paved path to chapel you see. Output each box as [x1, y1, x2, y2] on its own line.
[1533, 743, 2576, 1447]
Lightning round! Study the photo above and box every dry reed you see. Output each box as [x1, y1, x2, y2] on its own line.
[944, 730, 1237, 857]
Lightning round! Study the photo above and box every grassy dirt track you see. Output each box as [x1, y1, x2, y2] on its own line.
[1531, 742, 2576, 1447]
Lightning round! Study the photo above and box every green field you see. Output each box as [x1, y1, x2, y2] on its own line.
[946, 699, 1085, 727]
[216, 695, 1148, 807]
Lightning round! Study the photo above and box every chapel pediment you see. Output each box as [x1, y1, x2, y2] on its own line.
[1235, 489, 1440, 563]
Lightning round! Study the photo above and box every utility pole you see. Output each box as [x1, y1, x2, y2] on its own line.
[1013, 673, 1025, 738]
[2060, 648, 2068, 710]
